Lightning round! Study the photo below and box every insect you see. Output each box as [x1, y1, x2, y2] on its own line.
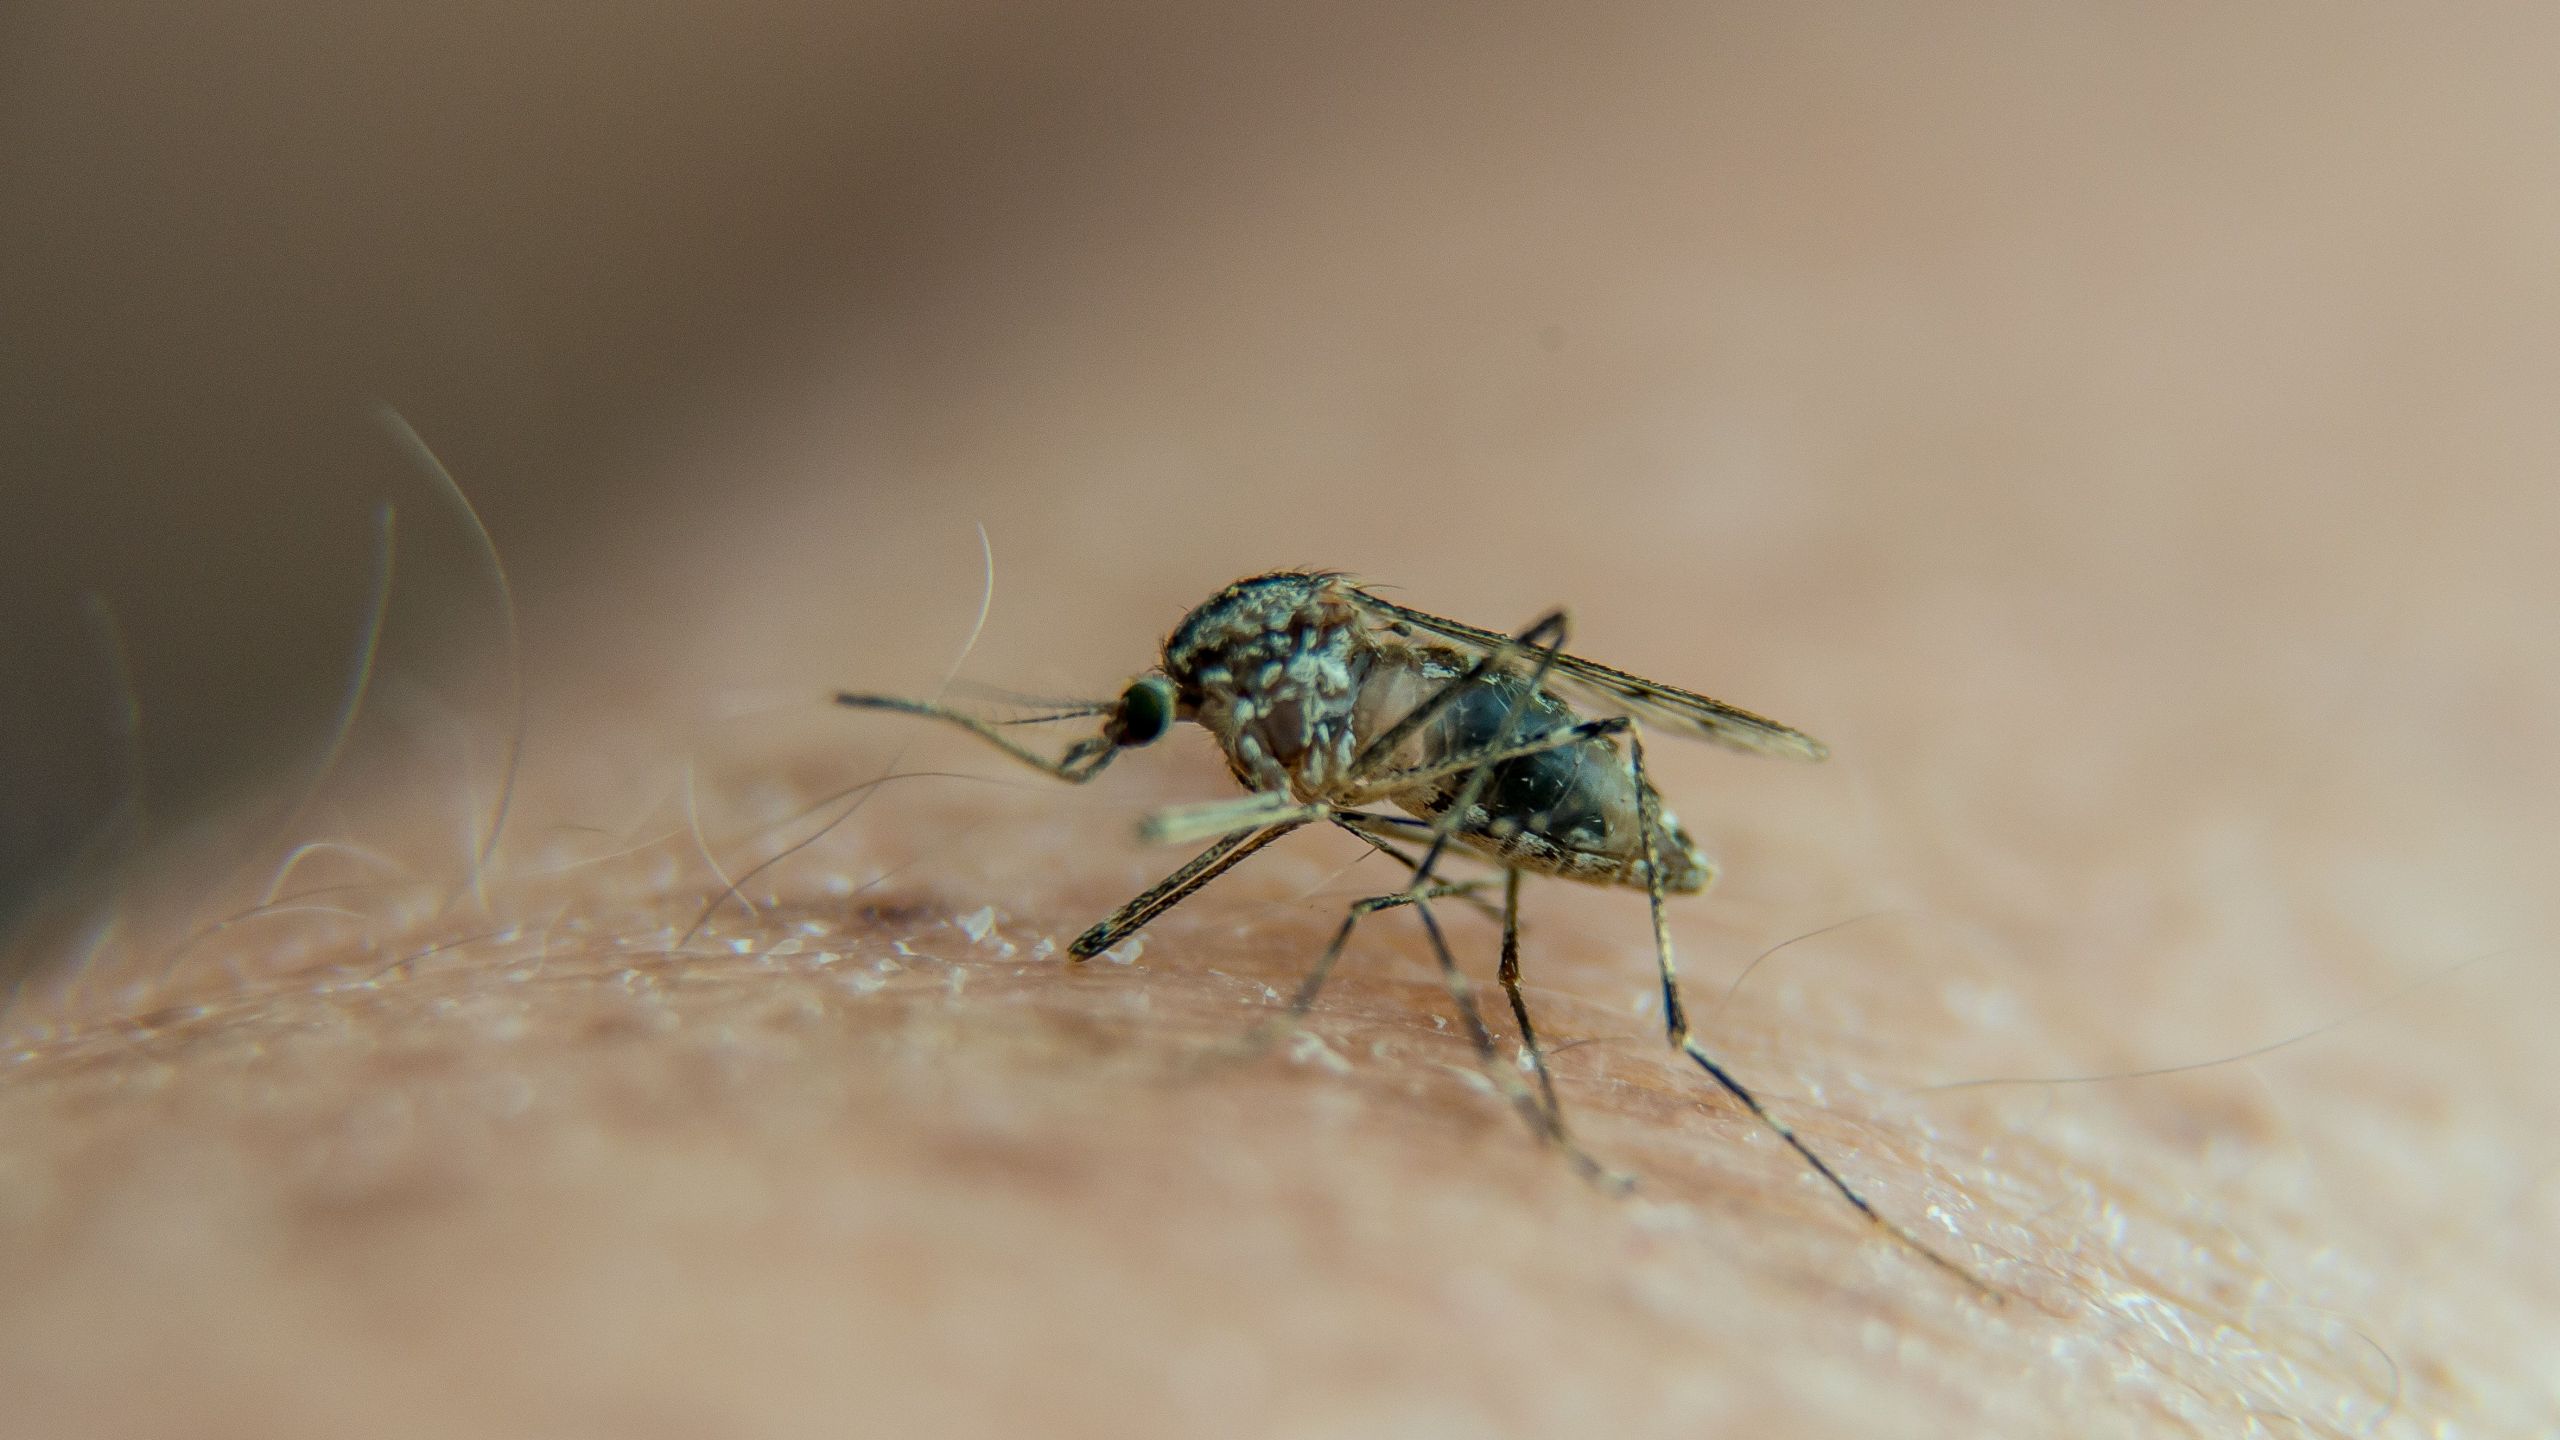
[838, 570, 1986, 1290]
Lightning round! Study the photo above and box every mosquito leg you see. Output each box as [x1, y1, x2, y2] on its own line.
[1139, 792, 1330, 847]
[1328, 816, 1503, 924]
[1627, 731, 1995, 1295]
[1413, 898, 1629, 1191]
[1069, 821, 1307, 959]
[1207, 879, 1487, 1067]
[1494, 868, 1567, 1129]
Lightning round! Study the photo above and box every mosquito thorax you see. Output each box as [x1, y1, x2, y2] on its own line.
[1156, 572, 1369, 795]
[1159, 573, 1348, 681]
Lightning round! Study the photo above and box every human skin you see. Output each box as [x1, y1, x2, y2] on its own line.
[4, 463, 2554, 1438]
[6, 7, 2560, 1438]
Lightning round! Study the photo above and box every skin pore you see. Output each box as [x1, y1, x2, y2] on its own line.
[5, 7, 2558, 1438]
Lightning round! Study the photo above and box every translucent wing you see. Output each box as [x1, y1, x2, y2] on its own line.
[1344, 588, 1829, 761]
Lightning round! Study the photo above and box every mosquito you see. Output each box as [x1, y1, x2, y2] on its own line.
[837, 570, 1988, 1291]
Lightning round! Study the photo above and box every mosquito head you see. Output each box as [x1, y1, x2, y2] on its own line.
[1104, 675, 1177, 748]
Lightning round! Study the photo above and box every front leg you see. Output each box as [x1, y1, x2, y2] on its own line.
[1069, 820, 1308, 959]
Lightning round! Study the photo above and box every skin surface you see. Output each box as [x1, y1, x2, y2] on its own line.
[5, 6, 2559, 1438]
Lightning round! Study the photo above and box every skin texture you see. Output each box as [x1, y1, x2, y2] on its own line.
[5, 6, 2560, 1438]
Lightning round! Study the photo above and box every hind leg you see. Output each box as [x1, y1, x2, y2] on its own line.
[1213, 878, 1488, 1064]
[1494, 869, 1568, 1131]
[1412, 895, 1629, 1191]
[1627, 731, 1992, 1292]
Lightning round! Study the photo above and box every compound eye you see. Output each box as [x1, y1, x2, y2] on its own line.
[1116, 678, 1174, 746]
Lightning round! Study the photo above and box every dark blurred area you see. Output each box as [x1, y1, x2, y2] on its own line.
[0, 0, 1414, 930]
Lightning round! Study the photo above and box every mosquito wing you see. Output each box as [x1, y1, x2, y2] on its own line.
[1344, 588, 1829, 761]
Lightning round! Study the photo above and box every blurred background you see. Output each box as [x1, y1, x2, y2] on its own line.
[6, 2, 2558, 979]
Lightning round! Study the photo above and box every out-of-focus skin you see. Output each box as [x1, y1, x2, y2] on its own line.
[6, 6, 2560, 1438]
